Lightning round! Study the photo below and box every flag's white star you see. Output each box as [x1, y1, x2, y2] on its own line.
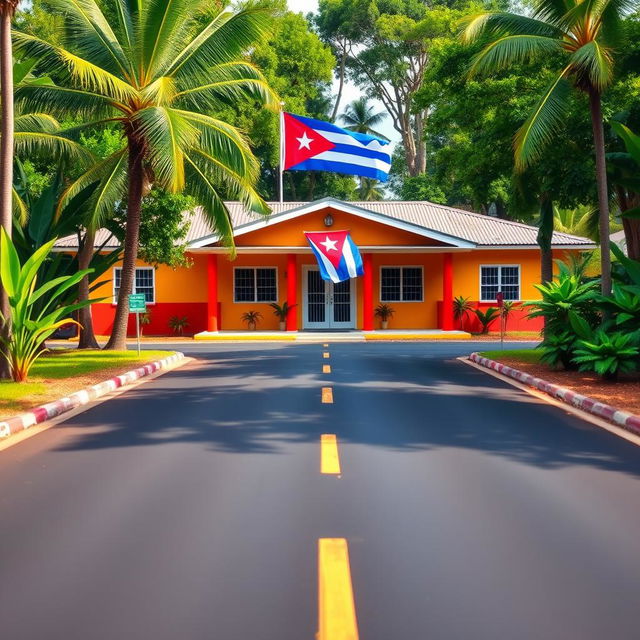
[320, 236, 338, 252]
[296, 132, 314, 150]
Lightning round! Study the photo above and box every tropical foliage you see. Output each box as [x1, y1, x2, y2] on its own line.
[472, 307, 500, 333]
[13, 0, 278, 349]
[0, 230, 94, 382]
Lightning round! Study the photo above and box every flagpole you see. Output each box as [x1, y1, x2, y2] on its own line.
[278, 104, 285, 204]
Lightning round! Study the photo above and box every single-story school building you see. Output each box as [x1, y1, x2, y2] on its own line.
[56, 197, 595, 335]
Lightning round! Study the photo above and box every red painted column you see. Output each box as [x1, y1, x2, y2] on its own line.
[207, 254, 219, 332]
[363, 253, 374, 331]
[442, 252, 454, 331]
[286, 253, 297, 331]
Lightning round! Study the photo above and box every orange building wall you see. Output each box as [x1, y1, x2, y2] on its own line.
[88, 242, 583, 335]
[234, 209, 447, 247]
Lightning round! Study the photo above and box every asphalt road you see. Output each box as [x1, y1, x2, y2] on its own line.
[2, 341, 640, 639]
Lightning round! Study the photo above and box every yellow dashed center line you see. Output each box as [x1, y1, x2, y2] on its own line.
[323, 352, 330, 359]
[318, 538, 359, 640]
[322, 387, 334, 404]
[323, 364, 331, 374]
[320, 434, 341, 474]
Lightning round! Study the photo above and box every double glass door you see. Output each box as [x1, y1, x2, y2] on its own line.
[304, 268, 355, 329]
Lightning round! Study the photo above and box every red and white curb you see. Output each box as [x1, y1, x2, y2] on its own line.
[0, 352, 184, 439]
[469, 352, 640, 437]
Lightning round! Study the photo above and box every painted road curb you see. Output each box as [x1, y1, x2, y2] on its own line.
[0, 352, 185, 439]
[469, 352, 640, 437]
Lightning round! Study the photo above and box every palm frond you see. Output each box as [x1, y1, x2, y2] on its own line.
[468, 34, 562, 76]
[177, 110, 259, 182]
[12, 31, 138, 105]
[14, 113, 59, 133]
[15, 83, 121, 121]
[514, 69, 572, 171]
[12, 188, 28, 226]
[44, 0, 134, 81]
[113, 0, 140, 53]
[569, 40, 614, 91]
[139, 0, 201, 81]
[183, 154, 236, 252]
[14, 132, 95, 166]
[175, 62, 279, 112]
[56, 150, 128, 227]
[164, 7, 273, 81]
[133, 106, 199, 192]
[141, 76, 177, 105]
[461, 12, 562, 43]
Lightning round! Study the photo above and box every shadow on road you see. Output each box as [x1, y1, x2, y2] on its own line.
[52, 343, 640, 477]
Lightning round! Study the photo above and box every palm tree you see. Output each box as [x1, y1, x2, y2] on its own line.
[358, 178, 384, 201]
[14, 0, 278, 350]
[340, 97, 389, 140]
[462, 0, 628, 296]
[0, 0, 20, 377]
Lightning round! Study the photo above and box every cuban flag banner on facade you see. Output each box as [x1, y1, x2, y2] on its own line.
[281, 112, 391, 182]
[304, 230, 364, 283]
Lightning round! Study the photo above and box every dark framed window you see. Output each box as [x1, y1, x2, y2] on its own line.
[113, 267, 155, 304]
[480, 265, 520, 301]
[380, 266, 423, 302]
[234, 267, 277, 303]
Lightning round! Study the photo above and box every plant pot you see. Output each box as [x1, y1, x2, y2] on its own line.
[248, 323, 256, 331]
[381, 320, 388, 330]
[279, 321, 286, 331]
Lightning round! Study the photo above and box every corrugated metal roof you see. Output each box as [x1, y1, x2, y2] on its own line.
[54, 198, 594, 248]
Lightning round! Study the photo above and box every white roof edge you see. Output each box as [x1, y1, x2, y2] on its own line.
[188, 198, 477, 249]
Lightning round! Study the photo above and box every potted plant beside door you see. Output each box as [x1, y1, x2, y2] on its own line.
[269, 301, 297, 331]
[241, 310, 262, 331]
[375, 303, 395, 330]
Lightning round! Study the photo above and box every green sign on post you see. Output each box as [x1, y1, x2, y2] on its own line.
[129, 293, 147, 355]
[128, 293, 147, 313]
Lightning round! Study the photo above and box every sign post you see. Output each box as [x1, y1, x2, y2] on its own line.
[496, 291, 505, 351]
[128, 293, 147, 356]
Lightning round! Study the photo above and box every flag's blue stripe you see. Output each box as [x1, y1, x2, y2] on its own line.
[327, 143, 391, 162]
[288, 112, 389, 147]
[346, 235, 364, 276]
[289, 158, 389, 182]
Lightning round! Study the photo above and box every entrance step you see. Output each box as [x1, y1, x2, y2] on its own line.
[295, 332, 365, 343]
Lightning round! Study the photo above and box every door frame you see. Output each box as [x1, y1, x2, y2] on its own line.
[302, 265, 357, 330]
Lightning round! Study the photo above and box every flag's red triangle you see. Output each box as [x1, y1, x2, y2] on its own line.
[284, 113, 336, 170]
[304, 231, 348, 269]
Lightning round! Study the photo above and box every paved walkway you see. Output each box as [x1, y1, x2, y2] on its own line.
[1, 342, 640, 639]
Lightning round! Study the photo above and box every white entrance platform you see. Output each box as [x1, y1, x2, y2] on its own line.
[193, 330, 471, 342]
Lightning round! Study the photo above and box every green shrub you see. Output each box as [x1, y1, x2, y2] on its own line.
[573, 331, 639, 380]
[453, 296, 473, 330]
[539, 331, 580, 370]
[168, 315, 189, 335]
[525, 269, 599, 336]
[0, 229, 94, 382]
[241, 310, 262, 330]
[473, 307, 500, 333]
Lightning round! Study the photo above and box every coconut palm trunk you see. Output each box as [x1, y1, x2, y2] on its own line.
[588, 89, 612, 296]
[0, 0, 17, 378]
[77, 227, 100, 349]
[105, 138, 144, 351]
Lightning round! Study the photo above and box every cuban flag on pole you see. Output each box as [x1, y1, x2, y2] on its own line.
[282, 112, 391, 182]
[304, 230, 364, 283]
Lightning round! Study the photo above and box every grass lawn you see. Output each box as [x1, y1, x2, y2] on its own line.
[0, 350, 173, 419]
[479, 349, 542, 363]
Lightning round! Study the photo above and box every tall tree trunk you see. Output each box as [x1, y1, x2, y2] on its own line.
[104, 138, 144, 351]
[0, 7, 15, 379]
[77, 227, 100, 349]
[330, 44, 347, 122]
[622, 216, 640, 261]
[588, 88, 612, 296]
[538, 195, 554, 285]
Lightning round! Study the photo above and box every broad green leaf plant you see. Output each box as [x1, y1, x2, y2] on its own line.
[13, 0, 279, 350]
[462, 0, 633, 296]
[0, 229, 94, 382]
